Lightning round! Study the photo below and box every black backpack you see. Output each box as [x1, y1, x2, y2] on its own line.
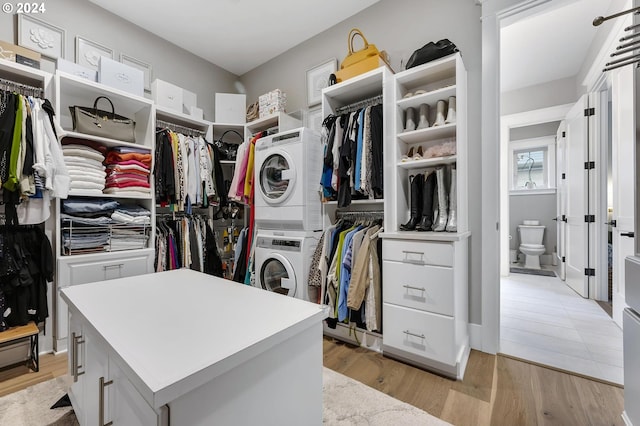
[405, 39, 459, 70]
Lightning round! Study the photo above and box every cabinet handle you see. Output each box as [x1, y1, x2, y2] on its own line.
[621, 232, 635, 238]
[103, 263, 123, 270]
[71, 333, 85, 382]
[403, 330, 426, 339]
[99, 376, 114, 426]
[403, 285, 426, 292]
[402, 250, 425, 264]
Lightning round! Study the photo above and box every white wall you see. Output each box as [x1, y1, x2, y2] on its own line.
[0, 0, 239, 120]
[502, 76, 578, 116]
[240, 0, 483, 324]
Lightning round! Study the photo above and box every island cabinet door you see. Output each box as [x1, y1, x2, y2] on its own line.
[83, 326, 110, 426]
[106, 357, 165, 425]
[67, 311, 86, 425]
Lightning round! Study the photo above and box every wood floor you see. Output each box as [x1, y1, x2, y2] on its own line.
[323, 338, 625, 426]
[0, 340, 626, 425]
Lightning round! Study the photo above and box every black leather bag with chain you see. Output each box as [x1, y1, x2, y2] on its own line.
[214, 129, 244, 161]
[405, 39, 459, 70]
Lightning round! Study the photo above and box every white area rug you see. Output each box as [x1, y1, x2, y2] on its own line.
[0, 368, 450, 425]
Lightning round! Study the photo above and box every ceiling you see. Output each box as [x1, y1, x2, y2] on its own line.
[500, 0, 613, 92]
[88, 0, 380, 76]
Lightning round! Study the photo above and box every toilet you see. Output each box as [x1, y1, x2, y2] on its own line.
[518, 220, 545, 269]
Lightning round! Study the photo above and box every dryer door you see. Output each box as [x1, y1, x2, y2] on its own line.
[259, 253, 297, 297]
[258, 151, 297, 205]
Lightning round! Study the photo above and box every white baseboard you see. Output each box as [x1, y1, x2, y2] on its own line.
[469, 323, 482, 351]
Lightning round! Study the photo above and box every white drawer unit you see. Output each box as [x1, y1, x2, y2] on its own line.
[55, 249, 154, 352]
[383, 304, 455, 365]
[382, 239, 453, 267]
[383, 261, 454, 316]
[381, 236, 469, 379]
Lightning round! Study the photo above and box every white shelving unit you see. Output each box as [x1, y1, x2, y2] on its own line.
[54, 72, 156, 352]
[319, 66, 393, 350]
[245, 112, 301, 137]
[380, 53, 470, 379]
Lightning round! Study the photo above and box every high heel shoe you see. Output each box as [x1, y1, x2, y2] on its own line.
[401, 147, 415, 162]
[432, 100, 446, 127]
[400, 174, 424, 231]
[413, 146, 423, 160]
[404, 107, 417, 132]
[417, 103, 430, 129]
[445, 96, 456, 124]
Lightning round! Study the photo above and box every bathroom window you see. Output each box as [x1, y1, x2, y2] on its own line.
[510, 136, 556, 193]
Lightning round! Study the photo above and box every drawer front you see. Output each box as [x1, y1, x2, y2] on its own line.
[67, 254, 151, 286]
[383, 304, 454, 365]
[383, 261, 453, 316]
[382, 239, 453, 267]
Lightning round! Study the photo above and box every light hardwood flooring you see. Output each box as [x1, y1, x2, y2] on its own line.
[0, 341, 625, 425]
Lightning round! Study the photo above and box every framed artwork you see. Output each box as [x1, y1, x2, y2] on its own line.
[75, 36, 113, 71]
[120, 54, 153, 92]
[306, 58, 337, 107]
[17, 14, 65, 59]
[305, 106, 323, 134]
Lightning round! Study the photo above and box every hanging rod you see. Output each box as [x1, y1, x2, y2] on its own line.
[156, 119, 206, 137]
[0, 77, 44, 97]
[593, 6, 640, 26]
[335, 210, 384, 220]
[335, 94, 383, 115]
[603, 56, 640, 72]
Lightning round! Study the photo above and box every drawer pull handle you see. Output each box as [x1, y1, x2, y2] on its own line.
[103, 263, 123, 270]
[99, 376, 114, 426]
[71, 333, 85, 382]
[402, 250, 425, 264]
[403, 285, 426, 292]
[403, 330, 425, 339]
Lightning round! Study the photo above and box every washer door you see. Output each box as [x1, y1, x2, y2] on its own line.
[258, 151, 296, 205]
[260, 253, 297, 297]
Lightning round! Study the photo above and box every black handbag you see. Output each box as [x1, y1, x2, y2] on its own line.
[405, 39, 459, 70]
[214, 130, 244, 161]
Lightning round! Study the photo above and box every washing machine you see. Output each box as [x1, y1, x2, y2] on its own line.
[254, 127, 323, 231]
[254, 230, 321, 301]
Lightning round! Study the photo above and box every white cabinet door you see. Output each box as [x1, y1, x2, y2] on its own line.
[108, 358, 161, 426]
[67, 311, 85, 425]
[83, 327, 110, 426]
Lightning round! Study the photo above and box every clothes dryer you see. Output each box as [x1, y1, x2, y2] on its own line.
[254, 230, 321, 302]
[254, 127, 323, 230]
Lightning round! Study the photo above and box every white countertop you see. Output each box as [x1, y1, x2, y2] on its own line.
[61, 269, 327, 408]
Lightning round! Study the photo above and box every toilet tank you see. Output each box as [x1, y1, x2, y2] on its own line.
[518, 225, 545, 245]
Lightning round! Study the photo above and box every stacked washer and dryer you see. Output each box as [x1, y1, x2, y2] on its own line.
[253, 127, 323, 302]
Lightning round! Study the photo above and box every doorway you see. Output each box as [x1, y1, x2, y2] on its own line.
[495, 0, 627, 384]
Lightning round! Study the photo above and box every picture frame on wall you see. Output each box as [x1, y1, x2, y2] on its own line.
[17, 14, 65, 59]
[305, 106, 323, 134]
[120, 54, 153, 92]
[75, 36, 113, 71]
[306, 58, 337, 107]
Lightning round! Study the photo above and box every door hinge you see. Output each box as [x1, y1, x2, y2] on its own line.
[562, 131, 566, 137]
[562, 256, 566, 263]
[562, 173, 566, 179]
[562, 215, 567, 222]
[584, 268, 596, 276]
[584, 108, 595, 116]
[584, 161, 595, 170]
[584, 215, 595, 223]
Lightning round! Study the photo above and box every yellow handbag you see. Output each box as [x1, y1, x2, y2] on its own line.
[335, 28, 393, 83]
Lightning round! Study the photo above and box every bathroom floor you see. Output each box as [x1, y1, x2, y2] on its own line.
[500, 270, 623, 386]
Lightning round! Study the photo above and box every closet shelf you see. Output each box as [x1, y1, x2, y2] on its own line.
[68, 189, 153, 200]
[379, 231, 471, 242]
[323, 199, 384, 206]
[60, 131, 152, 151]
[397, 123, 456, 144]
[397, 155, 457, 169]
[395, 54, 457, 87]
[57, 247, 154, 262]
[396, 85, 456, 110]
[322, 67, 385, 106]
[0, 57, 51, 86]
[155, 105, 212, 130]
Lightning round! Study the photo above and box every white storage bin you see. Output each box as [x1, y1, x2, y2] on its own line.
[189, 106, 204, 120]
[57, 58, 97, 81]
[152, 79, 183, 112]
[183, 88, 198, 113]
[215, 93, 246, 124]
[98, 57, 144, 97]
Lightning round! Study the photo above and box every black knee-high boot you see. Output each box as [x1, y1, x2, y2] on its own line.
[416, 171, 436, 231]
[400, 174, 423, 231]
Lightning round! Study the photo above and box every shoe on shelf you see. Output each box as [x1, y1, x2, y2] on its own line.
[417, 103, 430, 129]
[404, 107, 417, 132]
[400, 174, 424, 231]
[445, 96, 456, 124]
[413, 146, 423, 160]
[401, 147, 415, 162]
[432, 99, 447, 127]
[403, 92, 414, 99]
[414, 89, 426, 97]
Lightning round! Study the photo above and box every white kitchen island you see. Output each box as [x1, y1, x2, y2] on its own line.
[60, 269, 327, 426]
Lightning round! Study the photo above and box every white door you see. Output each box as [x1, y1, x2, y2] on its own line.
[564, 96, 591, 298]
[556, 122, 567, 281]
[612, 64, 635, 327]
